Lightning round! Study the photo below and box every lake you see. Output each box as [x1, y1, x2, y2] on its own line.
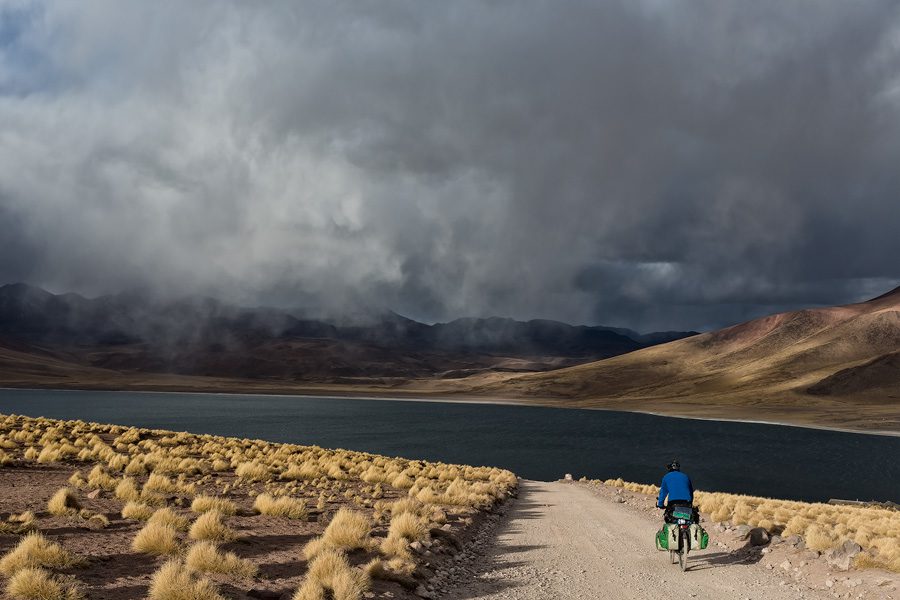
[1, 388, 897, 503]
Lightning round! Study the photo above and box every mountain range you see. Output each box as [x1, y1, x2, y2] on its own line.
[467, 285, 900, 431]
[0, 283, 694, 383]
[2, 282, 897, 432]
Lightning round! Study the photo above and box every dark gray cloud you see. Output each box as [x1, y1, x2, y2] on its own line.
[1, 0, 899, 331]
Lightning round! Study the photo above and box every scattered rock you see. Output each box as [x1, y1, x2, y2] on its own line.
[780, 560, 792, 571]
[826, 540, 862, 571]
[86, 489, 101, 499]
[564, 473, 573, 481]
[747, 527, 771, 546]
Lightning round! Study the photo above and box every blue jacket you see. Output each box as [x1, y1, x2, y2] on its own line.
[657, 470, 693, 508]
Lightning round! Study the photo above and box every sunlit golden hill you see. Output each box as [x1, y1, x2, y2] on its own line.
[468, 286, 900, 431]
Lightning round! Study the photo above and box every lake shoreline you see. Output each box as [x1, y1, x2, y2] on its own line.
[3, 383, 898, 439]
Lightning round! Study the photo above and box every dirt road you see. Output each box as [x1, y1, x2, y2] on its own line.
[446, 480, 832, 600]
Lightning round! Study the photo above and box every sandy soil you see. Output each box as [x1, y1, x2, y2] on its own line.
[446, 481, 899, 600]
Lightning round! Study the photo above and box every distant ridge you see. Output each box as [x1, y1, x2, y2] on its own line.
[0, 283, 695, 382]
[473, 284, 900, 420]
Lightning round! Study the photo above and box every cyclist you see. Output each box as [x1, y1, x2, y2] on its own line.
[657, 460, 694, 523]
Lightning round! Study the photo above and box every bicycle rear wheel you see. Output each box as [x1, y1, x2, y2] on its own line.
[678, 530, 688, 571]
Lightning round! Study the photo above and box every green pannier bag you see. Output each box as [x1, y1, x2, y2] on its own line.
[655, 526, 668, 550]
[689, 524, 709, 550]
[655, 524, 678, 551]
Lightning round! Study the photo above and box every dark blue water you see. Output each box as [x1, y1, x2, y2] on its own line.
[1, 388, 897, 503]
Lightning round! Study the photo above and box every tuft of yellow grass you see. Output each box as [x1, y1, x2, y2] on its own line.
[235, 461, 269, 482]
[0, 532, 79, 576]
[253, 493, 308, 520]
[5, 567, 83, 600]
[188, 510, 237, 542]
[47, 487, 81, 516]
[280, 463, 319, 481]
[132, 522, 181, 556]
[190, 495, 237, 516]
[387, 512, 426, 542]
[185, 541, 257, 578]
[303, 508, 372, 559]
[86, 465, 117, 490]
[148, 508, 190, 531]
[114, 477, 141, 502]
[143, 473, 181, 495]
[121, 501, 155, 521]
[85, 513, 110, 529]
[293, 549, 369, 600]
[148, 559, 225, 600]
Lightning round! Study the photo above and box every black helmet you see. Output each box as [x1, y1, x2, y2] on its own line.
[666, 460, 680, 472]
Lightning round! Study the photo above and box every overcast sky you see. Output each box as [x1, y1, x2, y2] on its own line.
[1, 1, 899, 331]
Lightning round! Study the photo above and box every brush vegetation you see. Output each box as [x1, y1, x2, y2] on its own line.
[5, 568, 83, 600]
[0, 533, 80, 576]
[0, 412, 518, 596]
[294, 549, 369, 600]
[253, 493, 308, 519]
[47, 488, 81, 516]
[190, 495, 237, 516]
[188, 510, 237, 542]
[148, 560, 225, 600]
[184, 541, 257, 578]
[132, 522, 181, 556]
[304, 508, 373, 559]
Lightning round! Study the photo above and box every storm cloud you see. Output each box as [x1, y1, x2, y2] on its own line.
[1, 0, 899, 331]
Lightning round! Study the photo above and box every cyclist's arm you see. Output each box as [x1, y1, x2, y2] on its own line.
[656, 478, 668, 508]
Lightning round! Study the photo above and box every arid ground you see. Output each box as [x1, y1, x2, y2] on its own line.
[0, 414, 515, 599]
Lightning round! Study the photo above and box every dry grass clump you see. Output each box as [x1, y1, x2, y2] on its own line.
[132, 522, 181, 556]
[86, 465, 117, 490]
[280, 462, 320, 481]
[143, 473, 181, 495]
[184, 541, 257, 578]
[188, 510, 237, 542]
[0, 512, 37, 535]
[599, 476, 900, 572]
[114, 477, 141, 502]
[388, 512, 427, 542]
[253, 493, 308, 519]
[5, 568, 83, 600]
[190, 495, 237, 516]
[0, 533, 80, 576]
[85, 513, 110, 530]
[148, 508, 190, 531]
[294, 549, 369, 600]
[148, 559, 224, 600]
[304, 508, 372, 559]
[121, 501, 155, 521]
[47, 487, 81, 516]
[235, 461, 269, 482]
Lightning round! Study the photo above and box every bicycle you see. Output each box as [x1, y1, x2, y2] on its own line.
[658, 504, 700, 572]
